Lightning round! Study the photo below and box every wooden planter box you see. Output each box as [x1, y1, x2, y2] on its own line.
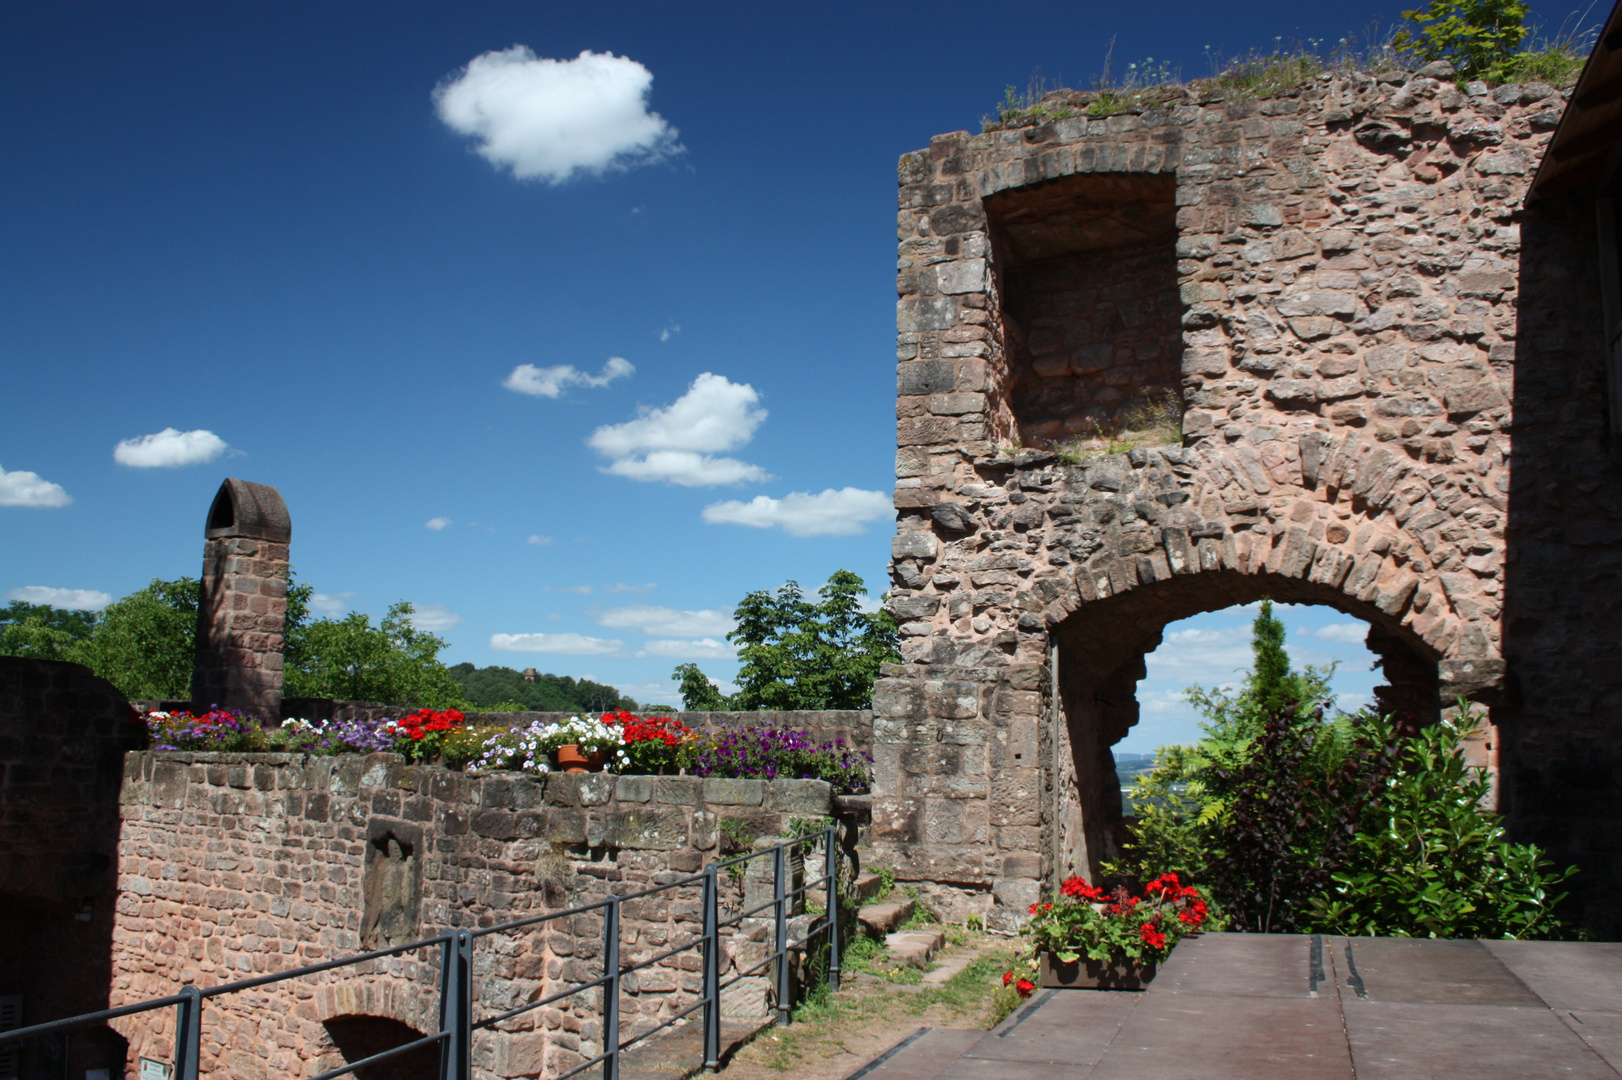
[1039, 951, 1158, 991]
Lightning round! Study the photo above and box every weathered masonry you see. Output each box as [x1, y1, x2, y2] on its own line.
[876, 58, 1622, 937]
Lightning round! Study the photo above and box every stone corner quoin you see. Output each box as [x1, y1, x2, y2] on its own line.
[877, 71, 1610, 929]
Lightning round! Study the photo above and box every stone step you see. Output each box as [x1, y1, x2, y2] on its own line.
[851, 871, 886, 902]
[858, 899, 914, 936]
[919, 946, 982, 985]
[884, 928, 946, 969]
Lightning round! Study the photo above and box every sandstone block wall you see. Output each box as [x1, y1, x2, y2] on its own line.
[192, 479, 292, 716]
[0, 658, 142, 1077]
[109, 751, 833, 1079]
[881, 72, 1622, 936]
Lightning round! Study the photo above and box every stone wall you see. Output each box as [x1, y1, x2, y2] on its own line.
[0, 658, 142, 1077]
[107, 750, 833, 1079]
[881, 71, 1622, 936]
[192, 479, 292, 716]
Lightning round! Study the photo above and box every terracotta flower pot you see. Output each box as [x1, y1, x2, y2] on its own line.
[1039, 950, 1158, 990]
[556, 745, 608, 773]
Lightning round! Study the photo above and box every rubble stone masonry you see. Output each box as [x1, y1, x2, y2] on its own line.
[879, 71, 1622, 937]
[109, 751, 833, 1079]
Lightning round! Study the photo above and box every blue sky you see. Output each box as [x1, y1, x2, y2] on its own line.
[0, 1, 1581, 737]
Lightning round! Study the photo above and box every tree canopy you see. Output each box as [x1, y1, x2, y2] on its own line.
[675, 569, 898, 711]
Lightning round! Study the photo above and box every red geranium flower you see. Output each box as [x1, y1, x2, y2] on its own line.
[1139, 922, 1167, 949]
[1002, 971, 1014, 986]
[1014, 978, 1036, 999]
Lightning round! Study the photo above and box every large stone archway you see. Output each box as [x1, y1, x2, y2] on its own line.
[872, 69, 1620, 930]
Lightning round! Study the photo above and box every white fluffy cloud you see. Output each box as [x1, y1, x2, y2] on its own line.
[595, 604, 733, 637]
[603, 582, 657, 594]
[0, 465, 71, 508]
[588, 373, 769, 487]
[6, 586, 111, 610]
[1313, 623, 1369, 645]
[491, 631, 623, 655]
[701, 487, 893, 537]
[410, 604, 464, 632]
[113, 428, 228, 468]
[637, 638, 735, 660]
[309, 593, 351, 616]
[526, 534, 554, 546]
[434, 47, 680, 183]
[505, 357, 633, 398]
[425, 517, 452, 531]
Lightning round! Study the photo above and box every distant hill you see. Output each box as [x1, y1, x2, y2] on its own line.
[447, 663, 639, 714]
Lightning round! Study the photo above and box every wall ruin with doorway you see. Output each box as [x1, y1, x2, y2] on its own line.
[878, 72, 1622, 934]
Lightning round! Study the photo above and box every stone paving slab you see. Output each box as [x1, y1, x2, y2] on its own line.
[1484, 940, 1622, 1012]
[845, 1028, 985, 1080]
[1090, 992, 1354, 1080]
[1342, 1002, 1619, 1079]
[954, 989, 1139, 1066]
[1343, 937, 1544, 1006]
[1151, 930, 1323, 1000]
[839, 935, 1622, 1080]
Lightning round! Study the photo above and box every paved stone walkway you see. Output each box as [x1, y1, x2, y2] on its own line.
[841, 933, 1622, 1079]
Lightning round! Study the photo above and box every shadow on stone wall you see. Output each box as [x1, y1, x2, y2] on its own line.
[0, 657, 142, 1075]
[1506, 194, 1622, 939]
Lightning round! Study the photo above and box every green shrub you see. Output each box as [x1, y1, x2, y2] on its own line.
[1309, 710, 1574, 939]
[1393, 0, 1530, 79]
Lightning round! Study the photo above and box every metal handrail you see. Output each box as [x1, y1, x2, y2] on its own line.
[0, 826, 844, 1080]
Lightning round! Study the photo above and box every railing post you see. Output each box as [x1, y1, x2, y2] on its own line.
[438, 930, 472, 1080]
[604, 896, 622, 1080]
[773, 843, 789, 1027]
[702, 864, 721, 1071]
[173, 985, 202, 1080]
[825, 824, 841, 993]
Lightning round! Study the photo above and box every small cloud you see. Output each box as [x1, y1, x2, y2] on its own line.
[659, 324, 680, 342]
[309, 593, 352, 617]
[588, 372, 770, 487]
[541, 585, 594, 595]
[504, 357, 634, 399]
[701, 487, 893, 537]
[526, 534, 555, 546]
[636, 637, 735, 660]
[6, 586, 111, 610]
[545, 612, 563, 621]
[596, 603, 733, 637]
[409, 604, 465, 632]
[434, 47, 681, 184]
[113, 428, 228, 468]
[425, 517, 452, 531]
[603, 582, 657, 594]
[0, 465, 72, 508]
[491, 631, 623, 655]
[1313, 623, 1369, 645]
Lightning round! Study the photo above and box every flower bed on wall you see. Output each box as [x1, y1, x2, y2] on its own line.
[138, 706, 873, 793]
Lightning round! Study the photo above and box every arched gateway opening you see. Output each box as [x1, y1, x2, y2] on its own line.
[1049, 573, 1440, 884]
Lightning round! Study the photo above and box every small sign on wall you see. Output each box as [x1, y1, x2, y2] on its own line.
[138, 1059, 170, 1080]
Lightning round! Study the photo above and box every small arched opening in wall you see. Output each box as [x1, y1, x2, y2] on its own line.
[321, 1015, 439, 1080]
[1047, 570, 1441, 885]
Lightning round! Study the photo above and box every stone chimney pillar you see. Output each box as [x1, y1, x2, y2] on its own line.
[191, 478, 291, 716]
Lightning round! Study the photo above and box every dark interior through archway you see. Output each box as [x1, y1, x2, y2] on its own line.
[1047, 572, 1441, 886]
[323, 1015, 439, 1080]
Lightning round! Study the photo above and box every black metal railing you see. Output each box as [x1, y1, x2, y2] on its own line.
[0, 827, 842, 1080]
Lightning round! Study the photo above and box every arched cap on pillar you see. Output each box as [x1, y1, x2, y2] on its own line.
[204, 478, 290, 543]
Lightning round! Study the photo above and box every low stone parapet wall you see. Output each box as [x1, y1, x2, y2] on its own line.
[110, 750, 836, 1078]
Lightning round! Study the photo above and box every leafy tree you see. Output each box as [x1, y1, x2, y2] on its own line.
[1394, 0, 1530, 78]
[282, 601, 466, 708]
[64, 578, 200, 699]
[674, 662, 735, 711]
[674, 570, 898, 711]
[0, 600, 97, 660]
